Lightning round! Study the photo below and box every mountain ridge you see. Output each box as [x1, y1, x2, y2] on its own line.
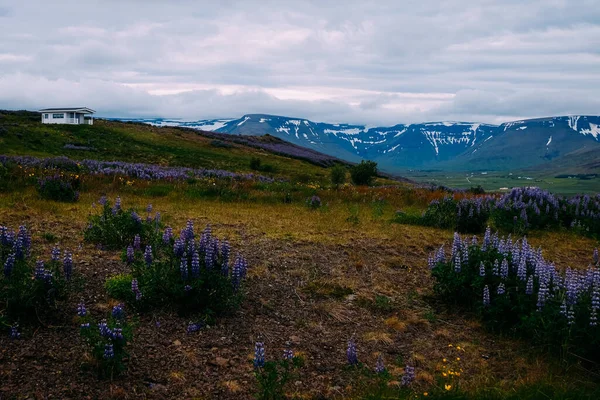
[118, 114, 600, 175]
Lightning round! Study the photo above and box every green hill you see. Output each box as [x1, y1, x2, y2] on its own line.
[0, 110, 348, 184]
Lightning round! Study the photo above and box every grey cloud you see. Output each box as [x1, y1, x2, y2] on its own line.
[0, 0, 598, 125]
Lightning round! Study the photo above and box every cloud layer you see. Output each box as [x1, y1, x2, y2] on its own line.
[1, 0, 599, 125]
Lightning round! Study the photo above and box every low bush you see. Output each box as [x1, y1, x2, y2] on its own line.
[105, 220, 247, 318]
[1, 225, 73, 321]
[350, 160, 378, 186]
[394, 197, 493, 234]
[84, 197, 160, 250]
[429, 228, 600, 362]
[37, 174, 80, 202]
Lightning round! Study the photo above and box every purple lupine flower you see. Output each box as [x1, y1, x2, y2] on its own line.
[517, 258, 527, 281]
[526, 275, 534, 295]
[184, 284, 192, 292]
[80, 322, 90, 329]
[126, 246, 134, 264]
[34, 260, 45, 280]
[497, 283, 506, 295]
[482, 227, 491, 251]
[205, 239, 215, 270]
[187, 321, 204, 333]
[132, 279, 142, 300]
[99, 320, 112, 337]
[180, 258, 189, 280]
[231, 256, 242, 291]
[492, 259, 499, 276]
[283, 342, 294, 360]
[536, 281, 549, 311]
[10, 324, 20, 339]
[451, 233, 461, 259]
[103, 344, 114, 359]
[144, 245, 152, 266]
[560, 299, 567, 316]
[112, 304, 125, 319]
[375, 354, 385, 373]
[3, 253, 15, 278]
[133, 234, 141, 250]
[454, 253, 461, 273]
[131, 211, 142, 224]
[154, 212, 161, 227]
[567, 306, 575, 325]
[99, 196, 107, 206]
[347, 337, 358, 365]
[501, 258, 509, 278]
[254, 341, 266, 368]
[173, 238, 185, 258]
[483, 285, 490, 307]
[594, 248, 599, 266]
[63, 251, 73, 280]
[401, 365, 415, 386]
[146, 204, 152, 214]
[111, 327, 124, 341]
[51, 246, 60, 262]
[191, 251, 200, 278]
[162, 227, 173, 245]
[77, 302, 87, 317]
[479, 262, 486, 277]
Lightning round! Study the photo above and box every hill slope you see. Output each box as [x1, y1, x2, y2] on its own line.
[0, 110, 350, 184]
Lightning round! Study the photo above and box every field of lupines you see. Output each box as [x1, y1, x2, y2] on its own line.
[395, 187, 600, 239]
[1, 118, 600, 397]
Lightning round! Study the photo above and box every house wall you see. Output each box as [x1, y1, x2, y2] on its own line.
[41, 112, 93, 125]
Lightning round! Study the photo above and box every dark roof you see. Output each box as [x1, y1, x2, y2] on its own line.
[38, 107, 95, 113]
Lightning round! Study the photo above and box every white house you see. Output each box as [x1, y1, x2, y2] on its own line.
[38, 107, 95, 125]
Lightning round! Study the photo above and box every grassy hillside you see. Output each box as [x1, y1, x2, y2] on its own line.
[0, 110, 353, 185]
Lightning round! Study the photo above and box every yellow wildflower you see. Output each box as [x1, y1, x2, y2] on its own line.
[445, 384, 452, 391]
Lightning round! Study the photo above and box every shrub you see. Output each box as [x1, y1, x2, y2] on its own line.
[330, 164, 346, 187]
[77, 303, 133, 379]
[84, 197, 160, 250]
[350, 160, 378, 186]
[37, 174, 80, 202]
[1, 225, 73, 320]
[105, 220, 247, 317]
[250, 157, 262, 170]
[429, 228, 600, 362]
[306, 195, 321, 209]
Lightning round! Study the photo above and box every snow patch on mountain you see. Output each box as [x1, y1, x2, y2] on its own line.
[580, 123, 600, 140]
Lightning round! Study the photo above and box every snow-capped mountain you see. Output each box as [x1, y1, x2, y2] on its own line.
[122, 114, 600, 173]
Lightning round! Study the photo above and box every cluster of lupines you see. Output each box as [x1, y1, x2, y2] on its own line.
[36, 174, 80, 202]
[77, 302, 132, 378]
[84, 197, 162, 250]
[405, 187, 600, 238]
[430, 227, 600, 361]
[492, 187, 562, 233]
[0, 155, 275, 183]
[1, 225, 73, 321]
[252, 339, 304, 400]
[106, 218, 247, 315]
[420, 196, 495, 233]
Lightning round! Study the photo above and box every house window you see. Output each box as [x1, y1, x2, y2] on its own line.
[52, 113, 64, 119]
[44, 114, 48, 119]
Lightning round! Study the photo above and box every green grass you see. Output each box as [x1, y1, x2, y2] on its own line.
[402, 170, 600, 195]
[0, 111, 335, 184]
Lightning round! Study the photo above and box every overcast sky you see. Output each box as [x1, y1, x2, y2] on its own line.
[0, 0, 599, 125]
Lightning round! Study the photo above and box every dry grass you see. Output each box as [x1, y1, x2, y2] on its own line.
[1, 182, 598, 398]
